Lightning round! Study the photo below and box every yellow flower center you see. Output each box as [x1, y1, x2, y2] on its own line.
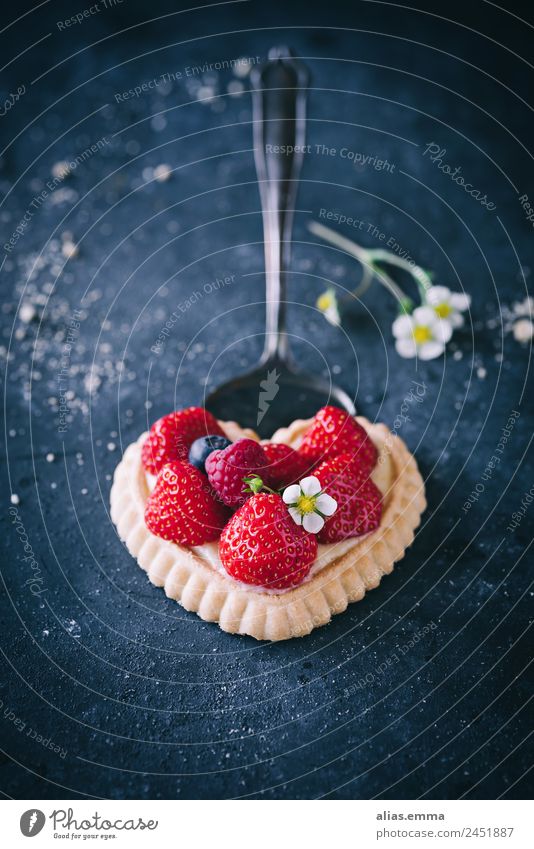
[297, 495, 316, 514]
[317, 293, 333, 312]
[434, 302, 452, 318]
[413, 325, 433, 344]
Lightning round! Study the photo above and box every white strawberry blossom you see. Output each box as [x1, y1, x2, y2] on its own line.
[309, 222, 472, 360]
[282, 475, 337, 533]
[392, 306, 453, 360]
[316, 288, 341, 326]
[425, 285, 471, 327]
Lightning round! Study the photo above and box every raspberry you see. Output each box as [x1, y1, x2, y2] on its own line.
[205, 438, 270, 508]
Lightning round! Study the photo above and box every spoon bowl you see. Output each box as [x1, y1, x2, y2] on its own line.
[206, 47, 355, 435]
[206, 357, 355, 437]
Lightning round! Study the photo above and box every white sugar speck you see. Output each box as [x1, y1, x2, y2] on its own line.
[19, 302, 36, 323]
[10, 493, 19, 505]
[84, 371, 101, 394]
[151, 115, 167, 132]
[513, 296, 533, 316]
[513, 318, 534, 343]
[52, 160, 71, 179]
[197, 85, 215, 102]
[153, 163, 172, 182]
[234, 58, 252, 78]
[227, 80, 244, 96]
[62, 618, 81, 639]
[46, 452, 55, 462]
[61, 240, 78, 259]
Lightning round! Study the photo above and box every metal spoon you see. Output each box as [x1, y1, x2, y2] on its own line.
[205, 47, 355, 437]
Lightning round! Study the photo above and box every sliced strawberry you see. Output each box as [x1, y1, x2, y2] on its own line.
[314, 458, 382, 543]
[144, 461, 231, 546]
[142, 407, 225, 475]
[219, 493, 317, 590]
[260, 442, 312, 489]
[298, 405, 377, 472]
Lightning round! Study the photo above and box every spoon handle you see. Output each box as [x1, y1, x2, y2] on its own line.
[250, 47, 309, 364]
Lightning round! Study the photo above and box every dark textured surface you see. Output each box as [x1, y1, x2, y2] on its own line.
[1, 0, 532, 799]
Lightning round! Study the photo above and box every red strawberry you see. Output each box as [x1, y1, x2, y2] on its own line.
[314, 457, 382, 543]
[313, 451, 373, 481]
[142, 407, 225, 475]
[261, 442, 312, 489]
[144, 461, 231, 545]
[206, 438, 271, 508]
[298, 406, 377, 472]
[220, 493, 317, 589]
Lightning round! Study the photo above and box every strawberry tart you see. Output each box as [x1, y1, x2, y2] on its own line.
[110, 406, 426, 641]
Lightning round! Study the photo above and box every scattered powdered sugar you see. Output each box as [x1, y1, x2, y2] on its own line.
[61, 618, 81, 638]
[486, 294, 533, 344]
[3, 236, 137, 428]
[3, 57, 256, 431]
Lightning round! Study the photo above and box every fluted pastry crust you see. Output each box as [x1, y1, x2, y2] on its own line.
[110, 418, 426, 641]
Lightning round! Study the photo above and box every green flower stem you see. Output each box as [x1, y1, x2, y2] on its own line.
[308, 220, 429, 307]
[368, 249, 432, 299]
[368, 264, 407, 305]
[353, 261, 374, 297]
[309, 220, 371, 264]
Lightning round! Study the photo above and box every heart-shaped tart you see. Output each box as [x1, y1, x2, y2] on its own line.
[110, 408, 426, 641]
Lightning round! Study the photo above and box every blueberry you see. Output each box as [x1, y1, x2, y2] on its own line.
[189, 434, 232, 473]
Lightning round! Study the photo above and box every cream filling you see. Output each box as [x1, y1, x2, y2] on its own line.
[191, 537, 368, 594]
[143, 435, 394, 595]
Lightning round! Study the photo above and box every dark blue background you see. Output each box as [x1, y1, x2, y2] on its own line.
[1, 0, 532, 799]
